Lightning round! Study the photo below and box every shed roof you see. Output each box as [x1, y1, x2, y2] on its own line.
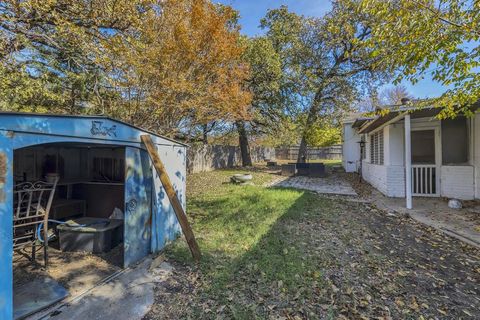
[0, 112, 188, 147]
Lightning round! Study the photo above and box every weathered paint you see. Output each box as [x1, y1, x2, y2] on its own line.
[0, 131, 13, 320]
[151, 145, 184, 252]
[124, 147, 153, 267]
[0, 113, 186, 148]
[0, 113, 187, 319]
[9, 132, 140, 150]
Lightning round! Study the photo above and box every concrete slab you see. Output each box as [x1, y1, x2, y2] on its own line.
[29, 257, 173, 320]
[269, 175, 357, 196]
[14, 277, 68, 320]
[372, 191, 480, 248]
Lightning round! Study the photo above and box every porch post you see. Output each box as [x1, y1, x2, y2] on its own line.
[404, 114, 413, 209]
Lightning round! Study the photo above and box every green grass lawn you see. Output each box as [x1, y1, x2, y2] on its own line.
[146, 168, 480, 320]
[185, 168, 275, 198]
[317, 159, 342, 167]
[164, 169, 328, 317]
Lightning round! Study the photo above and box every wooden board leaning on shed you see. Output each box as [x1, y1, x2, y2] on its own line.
[140, 135, 201, 262]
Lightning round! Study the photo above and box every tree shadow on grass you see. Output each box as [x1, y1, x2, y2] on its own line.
[167, 186, 332, 318]
[165, 185, 480, 320]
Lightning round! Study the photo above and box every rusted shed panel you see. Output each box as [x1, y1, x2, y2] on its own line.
[124, 147, 153, 267]
[0, 132, 13, 320]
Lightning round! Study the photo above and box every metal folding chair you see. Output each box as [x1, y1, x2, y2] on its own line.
[13, 178, 59, 268]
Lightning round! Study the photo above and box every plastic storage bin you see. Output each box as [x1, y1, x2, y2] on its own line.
[57, 217, 123, 253]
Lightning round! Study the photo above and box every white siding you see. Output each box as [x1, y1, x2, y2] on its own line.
[440, 166, 475, 200]
[475, 113, 480, 199]
[362, 125, 406, 198]
[362, 161, 405, 197]
[342, 123, 361, 172]
[359, 115, 479, 201]
[383, 125, 391, 165]
[386, 165, 406, 197]
[362, 161, 388, 194]
[385, 123, 404, 166]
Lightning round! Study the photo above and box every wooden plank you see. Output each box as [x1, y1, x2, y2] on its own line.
[141, 135, 201, 262]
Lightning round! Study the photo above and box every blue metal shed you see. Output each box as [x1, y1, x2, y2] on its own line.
[0, 112, 186, 319]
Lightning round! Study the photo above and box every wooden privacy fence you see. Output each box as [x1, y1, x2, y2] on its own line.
[275, 145, 342, 161]
[187, 144, 275, 173]
[187, 144, 342, 173]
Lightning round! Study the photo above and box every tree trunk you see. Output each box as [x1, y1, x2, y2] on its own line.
[202, 124, 208, 144]
[297, 91, 323, 163]
[236, 120, 252, 167]
[297, 136, 308, 163]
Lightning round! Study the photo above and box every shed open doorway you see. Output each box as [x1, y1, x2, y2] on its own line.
[12, 142, 126, 319]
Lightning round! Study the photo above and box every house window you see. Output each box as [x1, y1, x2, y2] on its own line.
[442, 117, 468, 165]
[370, 130, 384, 165]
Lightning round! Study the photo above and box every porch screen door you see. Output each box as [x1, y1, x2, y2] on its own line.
[411, 130, 438, 196]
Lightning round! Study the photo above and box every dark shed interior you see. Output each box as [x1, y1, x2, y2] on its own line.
[13, 143, 127, 319]
[14, 143, 125, 220]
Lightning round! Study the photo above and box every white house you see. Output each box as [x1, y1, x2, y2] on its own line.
[343, 103, 480, 208]
[342, 113, 372, 173]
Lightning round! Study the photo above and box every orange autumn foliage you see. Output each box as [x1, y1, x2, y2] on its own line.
[106, 0, 252, 137]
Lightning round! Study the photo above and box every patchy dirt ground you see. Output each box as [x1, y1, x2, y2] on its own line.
[145, 168, 480, 320]
[14, 242, 122, 296]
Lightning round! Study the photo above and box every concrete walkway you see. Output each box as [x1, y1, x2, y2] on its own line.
[268, 175, 357, 196]
[372, 190, 480, 248]
[28, 256, 172, 320]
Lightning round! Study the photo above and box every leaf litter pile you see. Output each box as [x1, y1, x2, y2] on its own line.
[145, 170, 479, 319]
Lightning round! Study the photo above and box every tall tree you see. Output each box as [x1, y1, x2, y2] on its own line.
[360, 0, 480, 118]
[260, 4, 389, 162]
[104, 0, 252, 137]
[0, 0, 144, 113]
[237, 36, 283, 166]
[0, 0, 251, 139]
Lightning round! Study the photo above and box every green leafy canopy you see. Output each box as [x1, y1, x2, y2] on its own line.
[359, 0, 480, 118]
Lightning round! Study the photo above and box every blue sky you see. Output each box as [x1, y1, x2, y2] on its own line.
[217, 0, 448, 99]
[217, 0, 332, 36]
